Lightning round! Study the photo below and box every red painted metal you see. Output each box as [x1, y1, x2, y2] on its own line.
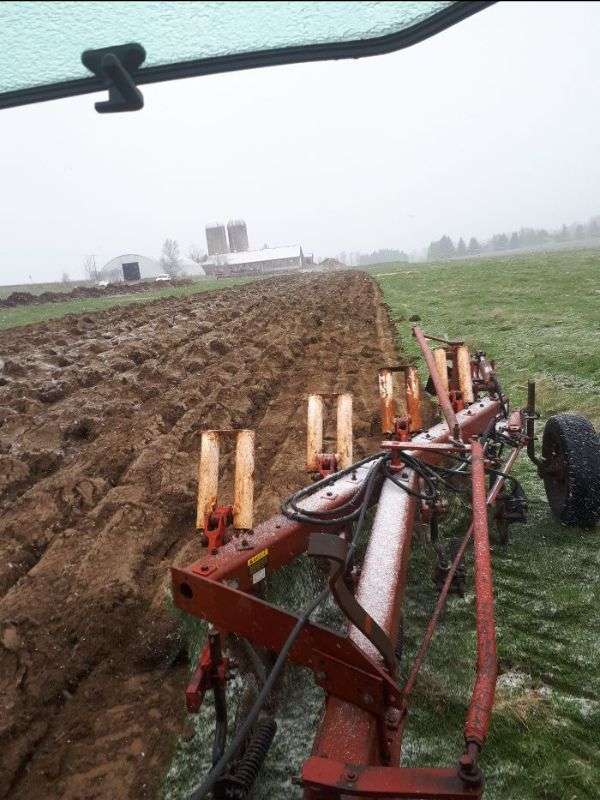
[186, 636, 229, 713]
[182, 462, 379, 591]
[464, 440, 497, 747]
[203, 505, 233, 551]
[402, 443, 521, 709]
[413, 326, 460, 434]
[172, 567, 402, 715]
[301, 758, 482, 799]
[307, 400, 501, 780]
[381, 441, 471, 454]
[316, 453, 339, 478]
[173, 386, 514, 798]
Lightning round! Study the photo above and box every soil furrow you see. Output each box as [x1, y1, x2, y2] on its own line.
[0, 272, 399, 800]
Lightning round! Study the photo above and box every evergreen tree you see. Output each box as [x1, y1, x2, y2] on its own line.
[456, 237, 467, 257]
[467, 237, 481, 255]
[491, 233, 509, 251]
[438, 235, 456, 258]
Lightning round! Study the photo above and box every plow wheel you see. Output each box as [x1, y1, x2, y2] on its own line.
[541, 414, 600, 528]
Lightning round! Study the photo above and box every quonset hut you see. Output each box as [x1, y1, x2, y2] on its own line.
[99, 254, 163, 282]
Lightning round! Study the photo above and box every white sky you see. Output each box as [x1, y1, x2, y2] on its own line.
[1, 1, 599, 284]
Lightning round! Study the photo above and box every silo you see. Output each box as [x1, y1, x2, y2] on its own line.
[206, 222, 229, 256]
[227, 219, 249, 253]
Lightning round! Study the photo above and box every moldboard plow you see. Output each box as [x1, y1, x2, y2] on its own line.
[172, 326, 600, 800]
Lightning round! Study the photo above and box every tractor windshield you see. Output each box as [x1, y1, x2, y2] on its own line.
[0, 1, 493, 110]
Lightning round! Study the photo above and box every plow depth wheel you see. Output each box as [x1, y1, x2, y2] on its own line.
[542, 413, 600, 527]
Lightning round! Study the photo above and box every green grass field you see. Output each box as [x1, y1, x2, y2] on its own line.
[0, 277, 252, 330]
[373, 249, 600, 799]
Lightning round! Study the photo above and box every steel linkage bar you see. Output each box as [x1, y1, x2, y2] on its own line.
[413, 325, 460, 435]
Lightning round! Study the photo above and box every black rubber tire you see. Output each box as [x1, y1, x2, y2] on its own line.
[542, 413, 600, 527]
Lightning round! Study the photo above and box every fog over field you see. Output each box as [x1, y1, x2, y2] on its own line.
[2, 0, 599, 284]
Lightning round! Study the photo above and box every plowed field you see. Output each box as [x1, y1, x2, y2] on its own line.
[0, 272, 398, 799]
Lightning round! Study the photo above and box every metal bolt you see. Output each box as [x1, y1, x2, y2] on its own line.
[316, 670, 327, 682]
[362, 693, 373, 705]
[346, 770, 357, 782]
[385, 708, 401, 729]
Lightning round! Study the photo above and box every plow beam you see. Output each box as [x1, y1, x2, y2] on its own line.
[308, 398, 501, 776]
[464, 439, 497, 747]
[302, 758, 481, 799]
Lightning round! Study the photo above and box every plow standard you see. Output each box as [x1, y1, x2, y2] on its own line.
[172, 326, 600, 800]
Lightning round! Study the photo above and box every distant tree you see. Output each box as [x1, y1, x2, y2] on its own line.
[61, 271, 70, 284]
[160, 238, 181, 276]
[491, 233, 509, 251]
[188, 245, 207, 264]
[82, 254, 98, 281]
[589, 219, 600, 238]
[575, 224, 586, 240]
[537, 229, 550, 244]
[427, 236, 454, 260]
[358, 248, 409, 266]
[509, 231, 520, 250]
[557, 223, 570, 242]
[427, 240, 439, 260]
[439, 235, 455, 258]
[467, 237, 481, 255]
[456, 237, 467, 257]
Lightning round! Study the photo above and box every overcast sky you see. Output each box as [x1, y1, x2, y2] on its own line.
[2, 1, 599, 284]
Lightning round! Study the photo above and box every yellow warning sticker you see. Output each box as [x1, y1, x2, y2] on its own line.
[247, 548, 268, 573]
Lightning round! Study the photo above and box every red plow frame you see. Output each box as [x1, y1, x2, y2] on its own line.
[172, 327, 533, 799]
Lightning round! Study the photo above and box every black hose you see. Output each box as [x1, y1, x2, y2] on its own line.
[281, 452, 386, 526]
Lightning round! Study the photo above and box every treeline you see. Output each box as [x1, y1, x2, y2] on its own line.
[336, 248, 409, 266]
[356, 248, 409, 266]
[427, 215, 600, 260]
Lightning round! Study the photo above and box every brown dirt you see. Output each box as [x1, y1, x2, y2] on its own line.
[0, 279, 193, 309]
[0, 272, 399, 800]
